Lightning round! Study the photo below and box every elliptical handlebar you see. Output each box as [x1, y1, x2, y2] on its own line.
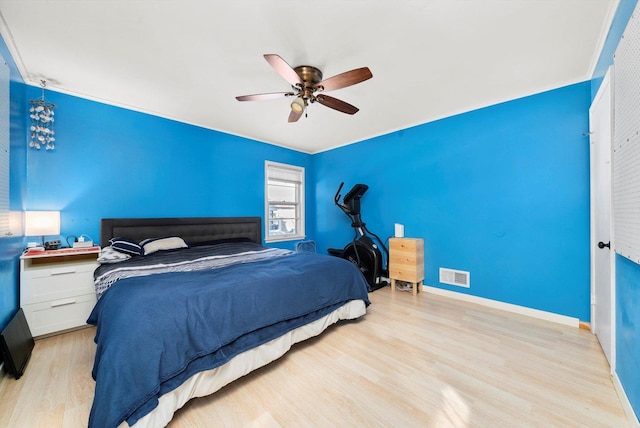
[334, 182, 345, 206]
[334, 181, 355, 218]
[335, 182, 369, 217]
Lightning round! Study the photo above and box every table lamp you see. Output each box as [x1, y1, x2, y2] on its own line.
[24, 211, 60, 247]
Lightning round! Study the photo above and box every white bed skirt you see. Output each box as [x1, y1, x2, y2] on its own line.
[122, 299, 367, 428]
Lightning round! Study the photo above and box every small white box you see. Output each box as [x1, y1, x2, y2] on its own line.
[73, 240, 94, 248]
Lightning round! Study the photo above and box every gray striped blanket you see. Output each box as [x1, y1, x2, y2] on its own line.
[94, 242, 292, 298]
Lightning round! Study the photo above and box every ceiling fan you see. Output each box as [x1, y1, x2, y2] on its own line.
[236, 54, 373, 123]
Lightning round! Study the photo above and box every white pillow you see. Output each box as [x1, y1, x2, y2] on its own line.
[140, 237, 189, 255]
[98, 246, 132, 264]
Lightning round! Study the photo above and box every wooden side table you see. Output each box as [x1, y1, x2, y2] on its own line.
[388, 238, 424, 295]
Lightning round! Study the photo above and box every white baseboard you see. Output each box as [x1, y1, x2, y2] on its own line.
[423, 285, 579, 328]
[613, 372, 640, 427]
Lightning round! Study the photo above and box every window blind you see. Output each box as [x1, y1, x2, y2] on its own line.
[0, 58, 9, 237]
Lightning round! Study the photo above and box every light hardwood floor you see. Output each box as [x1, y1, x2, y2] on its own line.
[0, 288, 630, 427]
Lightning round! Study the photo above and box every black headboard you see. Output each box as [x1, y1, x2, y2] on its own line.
[100, 217, 262, 247]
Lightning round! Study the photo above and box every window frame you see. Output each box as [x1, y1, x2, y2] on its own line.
[264, 161, 305, 243]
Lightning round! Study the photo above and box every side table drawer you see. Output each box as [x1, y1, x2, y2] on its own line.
[390, 238, 423, 252]
[21, 261, 98, 305]
[22, 293, 97, 337]
[389, 250, 422, 266]
[388, 265, 424, 283]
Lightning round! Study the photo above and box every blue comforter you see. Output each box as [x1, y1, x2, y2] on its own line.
[87, 246, 370, 428]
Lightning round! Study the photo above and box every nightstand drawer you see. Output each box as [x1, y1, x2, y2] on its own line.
[388, 265, 425, 283]
[22, 258, 97, 280]
[389, 251, 423, 266]
[21, 264, 98, 305]
[22, 293, 96, 337]
[389, 238, 423, 252]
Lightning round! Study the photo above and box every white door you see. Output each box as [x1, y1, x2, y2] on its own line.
[589, 68, 614, 369]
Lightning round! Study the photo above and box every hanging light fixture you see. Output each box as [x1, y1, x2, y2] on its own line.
[290, 96, 305, 114]
[29, 80, 56, 150]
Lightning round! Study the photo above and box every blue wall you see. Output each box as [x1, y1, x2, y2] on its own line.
[0, 35, 27, 330]
[315, 82, 592, 321]
[23, 87, 314, 249]
[617, 254, 640, 417]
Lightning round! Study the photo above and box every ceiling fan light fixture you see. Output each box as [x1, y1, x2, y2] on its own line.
[236, 54, 372, 122]
[290, 96, 305, 114]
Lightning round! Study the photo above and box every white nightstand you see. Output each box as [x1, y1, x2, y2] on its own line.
[20, 247, 100, 337]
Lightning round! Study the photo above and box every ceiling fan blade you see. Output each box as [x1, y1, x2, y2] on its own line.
[288, 110, 303, 123]
[264, 54, 302, 86]
[315, 67, 372, 92]
[236, 92, 294, 102]
[315, 94, 359, 115]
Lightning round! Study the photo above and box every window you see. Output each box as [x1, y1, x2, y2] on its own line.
[265, 161, 304, 242]
[0, 58, 9, 237]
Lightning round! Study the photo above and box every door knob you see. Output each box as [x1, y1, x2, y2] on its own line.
[598, 241, 610, 249]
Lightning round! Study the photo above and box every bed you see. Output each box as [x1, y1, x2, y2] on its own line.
[87, 217, 370, 428]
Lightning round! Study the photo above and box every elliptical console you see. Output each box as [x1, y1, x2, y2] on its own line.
[328, 182, 389, 291]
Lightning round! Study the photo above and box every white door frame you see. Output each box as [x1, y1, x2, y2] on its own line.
[589, 67, 616, 371]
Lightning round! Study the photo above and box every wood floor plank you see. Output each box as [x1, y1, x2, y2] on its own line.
[0, 288, 630, 427]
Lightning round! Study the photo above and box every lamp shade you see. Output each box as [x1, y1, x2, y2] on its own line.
[24, 211, 60, 237]
[290, 96, 305, 113]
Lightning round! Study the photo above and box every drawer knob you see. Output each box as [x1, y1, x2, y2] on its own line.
[50, 298, 77, 308]
[51, 268, 77, 276]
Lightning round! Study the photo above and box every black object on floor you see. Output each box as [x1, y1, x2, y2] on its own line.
[0, 308, 34, 380]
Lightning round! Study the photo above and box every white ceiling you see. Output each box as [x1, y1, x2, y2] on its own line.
[0, 0, 617, 154]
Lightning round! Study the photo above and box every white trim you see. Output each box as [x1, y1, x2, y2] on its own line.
[0, 12, 29, 81]
[423, 285, 579, 328]
[586, 0, 620, 78]
[613, 372, 640, 428]
[589, 66, 616, 371]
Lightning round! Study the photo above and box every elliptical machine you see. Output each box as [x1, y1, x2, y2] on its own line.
[328, 182, 389, 291]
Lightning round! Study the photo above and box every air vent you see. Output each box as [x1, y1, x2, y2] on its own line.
[439, 268, 470, 288]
